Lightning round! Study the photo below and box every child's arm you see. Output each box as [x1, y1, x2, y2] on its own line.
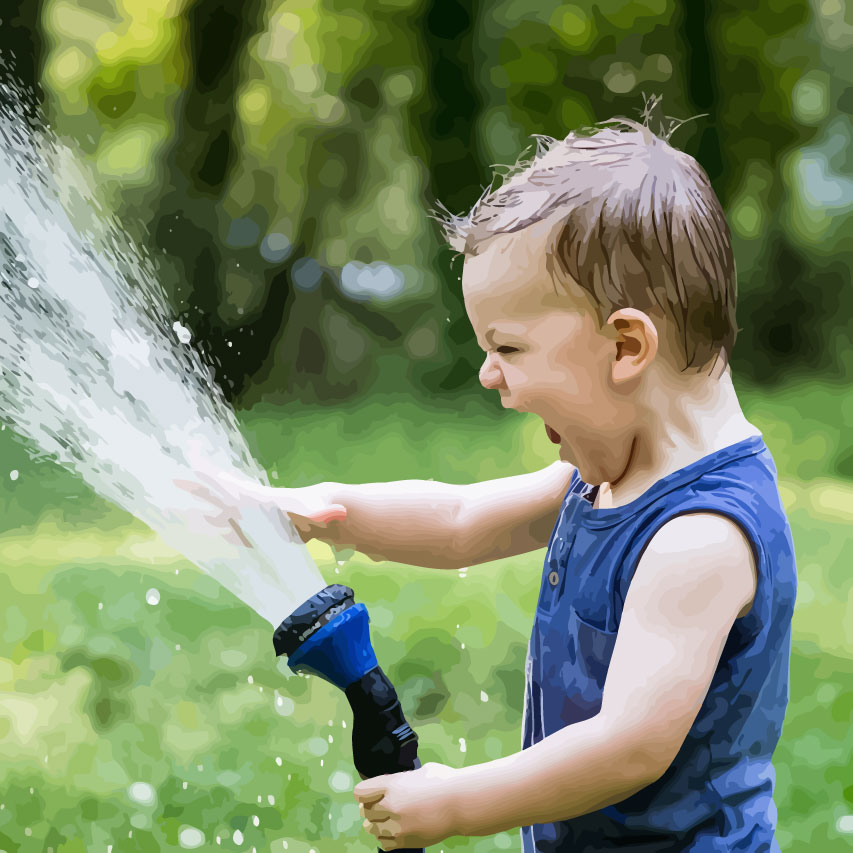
[259, 460, 574, 569]
[355, 512, 758, 846]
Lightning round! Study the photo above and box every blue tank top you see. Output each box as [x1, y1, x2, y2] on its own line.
[521, 435, 796, 852]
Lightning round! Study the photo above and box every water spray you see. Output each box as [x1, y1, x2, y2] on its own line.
[274, 584, 424, 853]
[0, 77, 426, 849]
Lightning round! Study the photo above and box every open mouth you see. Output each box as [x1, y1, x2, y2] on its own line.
[545, 424, 561, 444]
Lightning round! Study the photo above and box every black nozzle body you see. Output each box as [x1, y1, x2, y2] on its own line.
[345, 666, 420, 779]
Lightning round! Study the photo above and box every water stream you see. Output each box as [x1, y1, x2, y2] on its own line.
[0, 82, 325, 627]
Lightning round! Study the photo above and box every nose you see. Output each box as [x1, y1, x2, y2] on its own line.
[479, 353, 505, 390]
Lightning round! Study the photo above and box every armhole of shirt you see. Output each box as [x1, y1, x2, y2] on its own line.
[615, 503, 770, 635]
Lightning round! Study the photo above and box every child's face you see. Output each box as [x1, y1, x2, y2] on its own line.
[462, 220, 626, 473]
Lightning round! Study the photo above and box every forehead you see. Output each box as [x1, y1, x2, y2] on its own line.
[461, 219, 570, 322]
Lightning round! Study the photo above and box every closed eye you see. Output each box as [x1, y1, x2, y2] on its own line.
[496, 346, 518, 354]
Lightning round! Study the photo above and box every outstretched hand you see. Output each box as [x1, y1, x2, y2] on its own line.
[174, 441, 346, 546]
[353, 762, 462, 850]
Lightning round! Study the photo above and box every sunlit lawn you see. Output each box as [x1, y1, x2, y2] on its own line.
[0, 380, 850, 851]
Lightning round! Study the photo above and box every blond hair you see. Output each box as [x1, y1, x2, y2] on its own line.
[433, 109, 738, 373]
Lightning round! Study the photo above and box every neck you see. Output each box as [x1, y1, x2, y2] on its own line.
[598, 367, 760, 508]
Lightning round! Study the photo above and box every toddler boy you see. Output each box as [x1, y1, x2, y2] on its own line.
[218, 114, 797, 852]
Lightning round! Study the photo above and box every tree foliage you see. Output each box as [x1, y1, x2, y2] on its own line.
[29, 0, 851, 406]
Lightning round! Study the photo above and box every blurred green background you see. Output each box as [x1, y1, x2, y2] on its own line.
[1, 0, 851, 850]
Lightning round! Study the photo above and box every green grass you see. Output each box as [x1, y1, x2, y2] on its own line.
[0, 383, 850, 850]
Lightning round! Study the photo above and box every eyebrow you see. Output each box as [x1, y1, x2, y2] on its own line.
[485, 325, 526, 342]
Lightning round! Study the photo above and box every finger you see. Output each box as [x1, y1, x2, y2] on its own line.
[227, 517, 253, 548]
[219, 470, 268, 499]
[303, 504, 347, 525]
[363, 803, 392, 822]
[353, 785, 386, 806]
[174, 479, 229, 511]
[364, 819, 394, 845]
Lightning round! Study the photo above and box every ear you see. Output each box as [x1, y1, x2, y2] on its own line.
[606, 308, 658, 383]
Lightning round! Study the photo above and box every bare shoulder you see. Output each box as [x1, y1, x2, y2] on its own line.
[642, 513, 758, 620]
[600, 512, 760, 774]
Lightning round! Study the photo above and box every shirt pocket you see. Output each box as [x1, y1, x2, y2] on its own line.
[569, 605, 618, 690]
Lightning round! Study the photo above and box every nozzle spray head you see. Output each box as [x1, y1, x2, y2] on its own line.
[273, 584, 378, 689]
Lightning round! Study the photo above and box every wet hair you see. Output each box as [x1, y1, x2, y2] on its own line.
[433, 104, 737, 374]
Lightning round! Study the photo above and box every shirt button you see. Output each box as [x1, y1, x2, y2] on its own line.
[549, 571, 559, 586]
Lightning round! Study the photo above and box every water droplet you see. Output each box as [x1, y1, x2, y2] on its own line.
[145, 588, 160, 605]
[179, 826, 205, 848]
[480, 691, 489, 702]
[268, 794, 275, 805]
[461, 642, 465, 649]
[182, 781, 187, 789]
[26, 277, 38, 289]
[98, 602, 103, 610]
[252, 814, 259, 827]
[274, 691, 294, 716]
[248, 674, 254, 684]
[275, 756, 282, 766]
[9, 470, 19, 481]
[329, 770, 353, 792]
[175, 644, 180, 650]
[233, 829, 244, 845]
[172, 320, 192, 344]
[128, 781, 156, 806]
[328, 734, 333, 743]
[342, 720, 346, 728]
[459, 737, 466, 753]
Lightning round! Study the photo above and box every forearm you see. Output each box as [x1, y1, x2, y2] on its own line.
[318, 480, 466, 569]
[452, 715, 658, 837]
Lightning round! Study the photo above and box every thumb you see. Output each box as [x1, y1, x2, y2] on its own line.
[299, 504, 347, 525]
[353, 777, 387, 804]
